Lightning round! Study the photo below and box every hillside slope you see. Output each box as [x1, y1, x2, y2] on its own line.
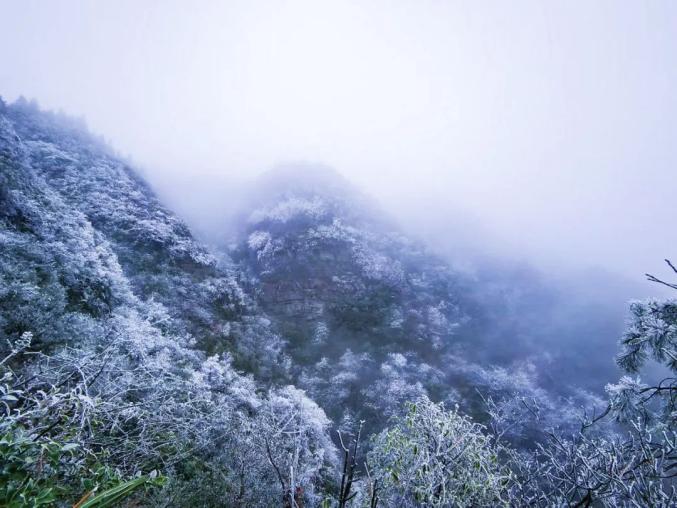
[0, 100, 335, 506]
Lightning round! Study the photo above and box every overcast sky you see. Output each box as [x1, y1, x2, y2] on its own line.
[1, 0, 675, 284]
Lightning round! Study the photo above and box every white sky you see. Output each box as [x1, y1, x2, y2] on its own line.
[1, 0, 675, 283]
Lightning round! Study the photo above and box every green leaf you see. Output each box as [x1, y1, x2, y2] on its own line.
[79, 475, 164, 508]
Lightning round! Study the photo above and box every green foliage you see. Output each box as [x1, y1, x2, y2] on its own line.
[0, 429, 59, 507]
[0, 422, 160, 508]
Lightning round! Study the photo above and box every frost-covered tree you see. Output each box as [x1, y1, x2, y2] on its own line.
[614, 261, 677, 424]
[367, 397, 514, 507]
[255, 386, 337, 507]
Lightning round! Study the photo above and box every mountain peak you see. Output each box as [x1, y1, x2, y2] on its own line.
[256, 162, 353, 198]
[241, 162, 392, 234]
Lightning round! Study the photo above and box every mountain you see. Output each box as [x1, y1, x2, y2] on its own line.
[228, 164, 618, 438]
[1, 98, 635, 505]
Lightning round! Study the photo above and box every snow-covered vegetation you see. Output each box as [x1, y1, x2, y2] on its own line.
[1, 98, 674, 506]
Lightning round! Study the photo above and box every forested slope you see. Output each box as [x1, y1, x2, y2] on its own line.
[2, 99, 674, 507]
[1, 98, 287, 375]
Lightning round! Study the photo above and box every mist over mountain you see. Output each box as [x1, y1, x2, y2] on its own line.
[1, 98, 674, 507]
[224, 161, 634, 435]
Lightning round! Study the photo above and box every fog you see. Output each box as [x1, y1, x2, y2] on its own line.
[1, 0, 675, 289]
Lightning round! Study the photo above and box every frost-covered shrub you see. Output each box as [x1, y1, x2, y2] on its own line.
[368, 396, 513, 507]
[0, 321, 336, 507]
[507, 423, 677, 507]
[0, 337, 164, 506]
